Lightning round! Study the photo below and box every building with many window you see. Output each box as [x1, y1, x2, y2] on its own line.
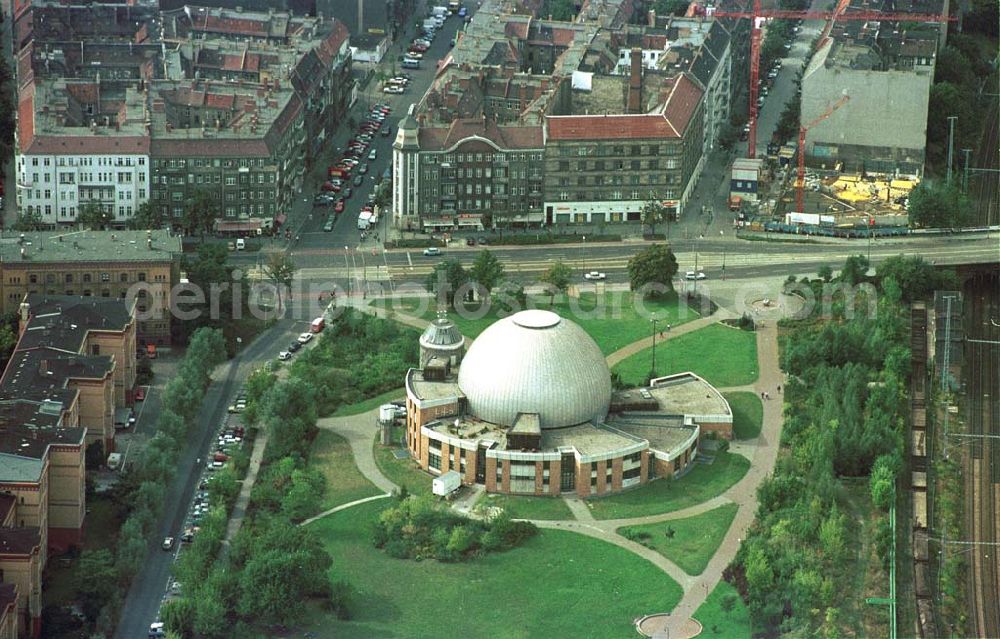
[393, 111, 546, 230]
[405, 311, 732, 497]
[0, 231, 180, 345]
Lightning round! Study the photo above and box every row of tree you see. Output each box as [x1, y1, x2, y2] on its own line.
[161, 372, 340, 637]
[61, 329, 226, 638]
[727, 255, 950, 637]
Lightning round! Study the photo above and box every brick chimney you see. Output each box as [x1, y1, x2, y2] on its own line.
[627, 48, 643, 114]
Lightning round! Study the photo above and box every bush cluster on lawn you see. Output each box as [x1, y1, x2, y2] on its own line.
[726, 256, 944, 637]
[71, 329, 226, 637]
[289, 309, 419, 415]
[372, 495, 538, 562]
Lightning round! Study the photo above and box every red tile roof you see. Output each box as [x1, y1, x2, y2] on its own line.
[197, 15, 268, 37]
[547, 113, 681, 140]
[546, 73, 703, 141]
[206, 93, 236, 110]
[150, 138, 270, 158]
[17, 91, 34, 153]
[315, 20, 349, 68]
[419, 118, 543, 150]
[25, 135, 151, 155]
[505, 20, 530, 40]
[659, 73, 703, 136]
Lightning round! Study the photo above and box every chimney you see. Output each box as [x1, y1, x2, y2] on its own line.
[39, 359, 49, 376]
[627, 48, 643, 114]
[18, 302, 30, 334]
[648, 9, 656, 27]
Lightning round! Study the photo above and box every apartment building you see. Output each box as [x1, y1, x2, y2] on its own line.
[0, 231, 180, 346]
[393, 113, 546, 230]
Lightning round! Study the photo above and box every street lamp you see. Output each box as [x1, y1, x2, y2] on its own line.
[650, 318, 660, 383]
[582, 235, 587, 273]
[344, 246, 351, 298]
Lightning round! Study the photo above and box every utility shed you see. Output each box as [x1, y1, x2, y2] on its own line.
[730, 158, 763, 202]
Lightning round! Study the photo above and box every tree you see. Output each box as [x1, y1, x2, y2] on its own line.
[816, 265, 833, 282]
[75, 549, 117, 621]
[627, 243, 678, 297]
[425, 259, 469, 308]
[907, 180, 973, 229]
[127, 201, 164, 230]
[869, 454, 897, 511]
[654, 0, 690, 15]
[540, 261, 572, 305]
[819, 504, 847, 563]
[13, 208, 45, 231]
[468, 249, 505, 296]
[875, 255, 958, 303]
[491, 279, 527, 316]
[281, 467, 327, 521]
[641, 195, 669, 237]
[182, 189, 218, 237]
[77, 201, 111, 230]
[837, 254, 869, 286]
[262, 252, 297, 313]
[85, 441, 105, 471]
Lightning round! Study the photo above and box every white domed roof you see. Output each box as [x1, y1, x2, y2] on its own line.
[457, 310, 611, 429]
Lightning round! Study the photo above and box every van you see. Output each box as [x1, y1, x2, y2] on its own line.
[236, 238, 246, 250]
[402, 58, 420, 69]
[149, 622, 166, 638]
[311, 317, 325, 333]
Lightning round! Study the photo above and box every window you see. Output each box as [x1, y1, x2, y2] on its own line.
[46, 273, 55, 284]
[100, 272, 110, 282]
[29, 274, 37, 284]
[138, 272, 146, 282]
[120, 273, 129, 282]
[91, 345, 100, 355]
[429, 451, 441, 470]
[83, 273, 92, 283]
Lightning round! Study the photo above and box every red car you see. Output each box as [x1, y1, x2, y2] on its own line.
[321, 181, 342, 192]
[134, 387, 146, 402]
[334, 200, 345, 213]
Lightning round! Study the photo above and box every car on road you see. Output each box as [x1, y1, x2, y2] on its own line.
[335, 200, 345, 213]
[368, 149, 377, 161]
[584, 271, 606, 281]
[149, 622, 166, 638]
[477, 236, 488, 245]
[466, 237, 476, 246]
[381, 126, 391, 137]
[767, 69, 779, 79]
[135, 387, 145, 401]
[323, 220, 334, 232]
[343, 187, 353, 199]
[685, 271, 707, 280]
[161, 537, 175, 551]
[423, 247, 442, 256]
[354, 174, 365, 186]
[297, 332, 314, 343]
[459, 6, 467, 16]
[278, 351, 292, 361]
[314, 193, 336, 205]
[127, 413, 137, 427]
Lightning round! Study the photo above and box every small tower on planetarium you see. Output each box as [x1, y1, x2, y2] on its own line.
[419, 311, 465, 368]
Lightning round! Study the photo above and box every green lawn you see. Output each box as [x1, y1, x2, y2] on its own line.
[309, 430, 383, 513]
[43, 495, 124, 606]
[725, 391, 763, 440]
[303, 501, 683, 639]
[476, 492, 574, 521]
[693, 581, 752, 638]
[612, 323, 759, 387]
[381, 291, 697, 354]
[618, 503, 738, 575]
[332, 388, 405, 417]
[372, 426, 433, 497]
[588, 452, 750, 521]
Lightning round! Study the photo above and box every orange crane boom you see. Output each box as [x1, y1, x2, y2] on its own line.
[796, 94, 849, 213]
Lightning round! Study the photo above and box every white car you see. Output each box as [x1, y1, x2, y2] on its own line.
[584, 271, 606, 281]
[685, 271, 707, 280]
[161, 537, 175, 551]
[368, 149, 377, 161]
[297, 332, 314, 343]
[277, 351, 292, 361]
[423, 247, 441, 256]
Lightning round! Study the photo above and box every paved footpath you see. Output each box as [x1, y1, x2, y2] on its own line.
[605, 311, 734, 368]
[315, 410, 400, 495]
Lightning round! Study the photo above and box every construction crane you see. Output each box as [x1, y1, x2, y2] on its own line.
[706, 3, 954, 158]
[796, 93, 849, 213]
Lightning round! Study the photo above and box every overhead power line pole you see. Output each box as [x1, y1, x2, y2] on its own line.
[946, 116, 958, 183]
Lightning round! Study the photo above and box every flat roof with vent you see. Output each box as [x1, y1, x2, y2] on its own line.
[0, 230, 181, 264]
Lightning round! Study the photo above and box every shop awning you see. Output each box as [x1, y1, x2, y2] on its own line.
[215, 219, 264, 233]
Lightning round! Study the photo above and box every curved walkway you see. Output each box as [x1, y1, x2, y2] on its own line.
[299, 493, 392, 527]
[317, 301, 786, 636]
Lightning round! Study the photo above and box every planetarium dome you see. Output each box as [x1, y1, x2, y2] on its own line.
[457, 309, 612, 429]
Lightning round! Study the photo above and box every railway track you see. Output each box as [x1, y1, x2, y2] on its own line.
[970, 98, 999, 227]
[963, 272, 1000, 639]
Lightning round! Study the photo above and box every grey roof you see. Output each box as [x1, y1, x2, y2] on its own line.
[18, 295, 133, 352]
[0, 454, 45, 482]
[420, 317, 464, 348]
[457, 310, 612, 429]
[0, 230, 181, 264]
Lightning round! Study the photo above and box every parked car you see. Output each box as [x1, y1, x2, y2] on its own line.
[297, 332, 314, 343]
[685, 271, 707, 280]
[278, 351, 292, 361]
[423, 247, 441, 256]
[368, 149, 377, 161]
[383, 85, 404, 94]
[353, 175, 364, 186]
[343, 187, 353, 199]
[466, 237, 476, 246]
[381, 127, 391, 137]
[288, 340, 302, 352]
[358, 163, 369, 174]
[584, 271, 606, 281]
[323, 220, 334, 232]
[335, 200, 346, 213]
[134, 387, 146, 401]
[161, 537, 175, 551]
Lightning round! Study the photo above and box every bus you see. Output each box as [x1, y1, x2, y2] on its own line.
[448, 1, 460, 13]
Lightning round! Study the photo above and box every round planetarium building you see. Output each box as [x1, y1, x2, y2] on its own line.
[404, 310, 733, 497]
